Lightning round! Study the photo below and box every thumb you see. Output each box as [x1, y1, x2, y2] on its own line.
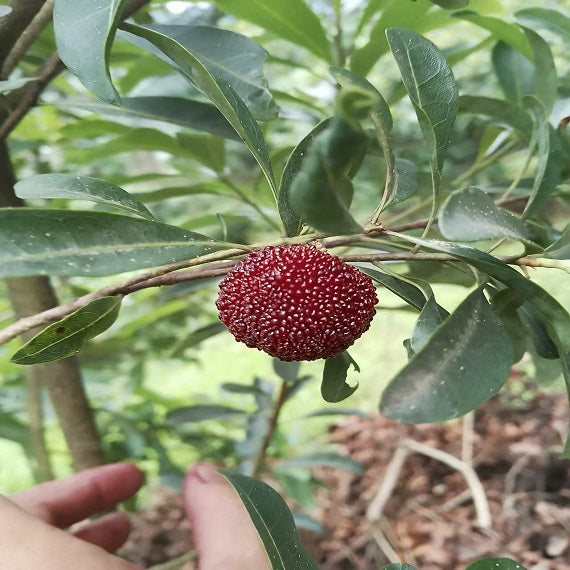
[183, 464, 271, 570]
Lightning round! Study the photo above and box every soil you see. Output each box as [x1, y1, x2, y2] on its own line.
[120, 380, 570, 569]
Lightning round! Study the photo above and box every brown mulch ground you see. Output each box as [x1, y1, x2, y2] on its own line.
[121, 381, 570, 569]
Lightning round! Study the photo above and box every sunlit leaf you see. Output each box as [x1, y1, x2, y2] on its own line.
[53, 0, 127, 104]
[120, 23, 277, 200]
[15, 174, 155, 220]
[209, 0, 331, 62]
[11, 297, 122, 365]
[321, 352, 360, 403]
[516, 8, 570, 43]
[166, 405, 245, 424]
[439, 187, 530, 241]
[220, 471, 319, 569]
[380, 289, 513, 422]
[0, 209, 227, 277]
[465, 558, 527, 570]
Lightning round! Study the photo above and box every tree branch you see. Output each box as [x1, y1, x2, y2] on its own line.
[0, 247, 560, 347]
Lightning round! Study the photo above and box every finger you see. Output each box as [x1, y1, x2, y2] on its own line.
[72, 511, 132, 553]
[11, 462, 144, 528]
[183, 464, 271, 570]
[0, 495, 138, 570]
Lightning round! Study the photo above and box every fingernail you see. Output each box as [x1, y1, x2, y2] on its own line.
[189, 463, 219, 484]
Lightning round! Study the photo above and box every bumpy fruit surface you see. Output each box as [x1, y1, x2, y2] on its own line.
[216, 244, 378, 361]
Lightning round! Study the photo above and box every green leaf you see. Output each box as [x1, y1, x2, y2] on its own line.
[523, 28, 558, 115]
[490, 289, 527, 364]
[439, 187, 530, 241]
[321, 352, 360, 403]
[381, 565, 417, 570]
[11, 297, 122, 365]
[385, 158, 419, 209]
[458, 95, 532, 138]
[545, 226, 570, 259]
[0, 78, 35, 94]
[176, 132, 225, 173]
[0, 414, 31, 447]
[523, 98, 562, 217]
[303, 408, 371, 419]
[0, 209, 227, 277]
[430, 0, 468, 7]
[15, 174, 155, 220]
[120, 23, 277, 200]
[273, 359, 300, 383]
[363, 268, 427, 312]
[56, 96, 239, 140]
[492, 42, 534, 105]
[288, 116, 365, 235]
[171, 322, 226, 357]
[278, 118, 332, 237]
[380, 289, 514, 423]
[410, 294, 449, 353]
[518, 303, 559, 360]
[452, 11, 532, 59]
[209, 0, 331, 62]
[465, 558, 527, 570]
[516, 8, 570, 43]
[387, 28, 459, 173]
[125, 24, 277, 120]
[219, 471, 319, 569]
[166, 405, 245, 424]
[275, 453, 363, 475]
[53, 0, 126, 104]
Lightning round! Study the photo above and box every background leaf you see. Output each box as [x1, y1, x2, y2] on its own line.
[516, 8, 570, 43]
[124, 24, 277, 120]
[209, 0, 331, 62]
[15, 174, 155, 220]
[0, 209, 227, 277]
[11, 297, 122, 365]
[121, 23, 277, 200]
[380, 289, 514, 423]
[166, 405, 245, 424]
[53, 0, 126, 104]
[439, 186, 530, 241]
[219, 471, 319, 569]
[275, 453, 363, 474]
[321, 352, 360, 403]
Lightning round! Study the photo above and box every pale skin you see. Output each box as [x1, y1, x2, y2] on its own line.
[0, 462, 272, 570]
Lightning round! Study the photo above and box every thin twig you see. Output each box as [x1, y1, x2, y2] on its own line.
[1, 0, 55, 78]
[462, 411, 475, 466]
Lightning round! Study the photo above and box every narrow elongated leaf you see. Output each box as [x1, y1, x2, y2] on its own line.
[490, 289, 527, 364]
[56, 96, 239, 140]
[304, 408, 371, 419]
[0, 209, 226, 277]
[523, 28, 558, 115]
[385, 158, 419, 209]
[53, 0, 126, 104]
[545, 226, 570, 259]
[492, 42, 534, 105]
[321, 352, 360, 403]
[439, 187, 529, 241]
[458, 95, 532, 138]
[516, 8, 570, 42]
[465, 558, 527, 570]
[15, 174, 155, 220]
[0, 78, 35, 94]
[364, 268, 427, 312]
[0, 414, 30, 447]
[381, 565, 417, 570]
[523, 98, 562, 217]
[288, 116, 366, 234]
[518, 303, 559, 360]
[278, 118, 332, 237]
[452, 11, 532, 58]
[275, 453, 363, 474]
[430, 0, 468, 7]
[209, 0, 331, 62]
[380, 289, 513, 423]
[120, 23, 277, 200]
[125, 24, 277, 120]
[410, 294, 449, 353]
[166, 405, 245, 424]
[387, 28, 459, 172]
[220, 472, 318, 569]
[171, 322, 226, 356]
[11, 297, 122, 365]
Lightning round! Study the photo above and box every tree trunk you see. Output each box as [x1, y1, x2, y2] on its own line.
[1, 141, 104, 470]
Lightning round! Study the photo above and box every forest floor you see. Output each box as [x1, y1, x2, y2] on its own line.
[121, 378, 570, 570]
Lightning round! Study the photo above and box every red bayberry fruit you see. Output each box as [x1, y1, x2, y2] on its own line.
[216, 244, 378, 361]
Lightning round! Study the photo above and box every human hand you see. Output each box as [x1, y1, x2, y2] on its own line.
[0, 462, 271, 569]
